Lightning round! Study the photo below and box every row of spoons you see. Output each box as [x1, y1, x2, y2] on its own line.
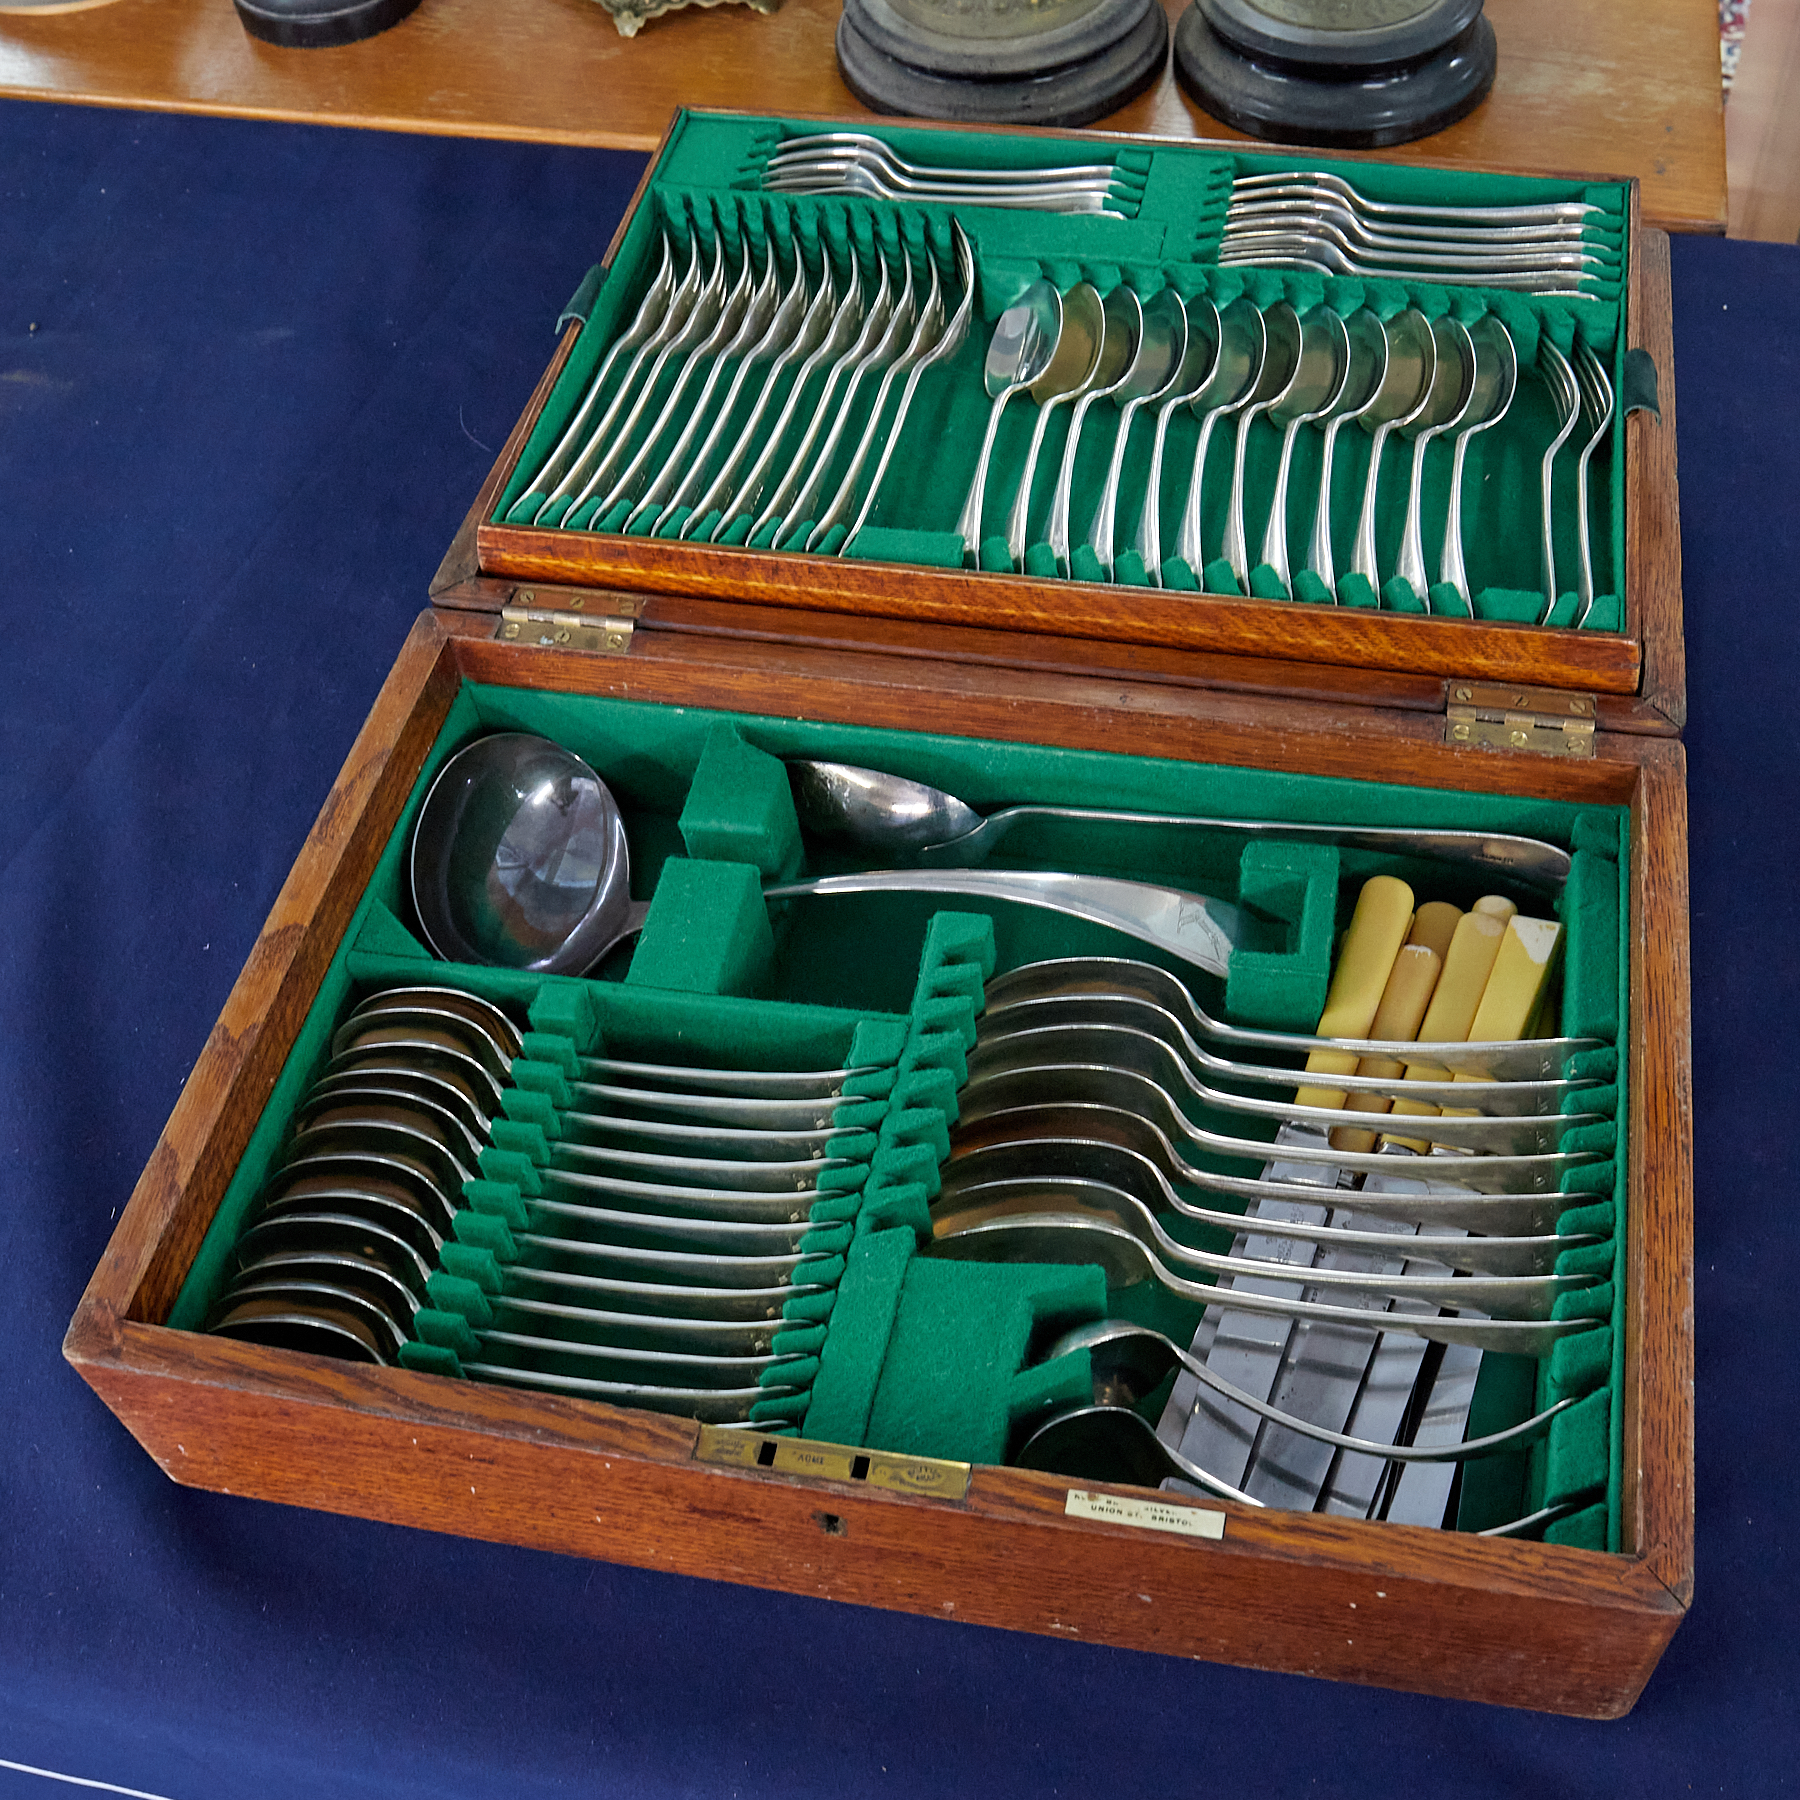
[958, 278, 1614, 614]
[507, 213, 973, 558]
[505, 204, 1612, 616]
[206, 984, 903, 1421]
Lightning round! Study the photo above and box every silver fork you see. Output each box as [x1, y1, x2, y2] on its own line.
[1571, 340, 1616, 624]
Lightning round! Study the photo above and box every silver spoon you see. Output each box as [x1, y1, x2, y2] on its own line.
[1043, 284, 1144, 572]
[785, 757, 1572, 889]
[1304, 307, 1389, 595]
[1003, 281, 1105, 568]
[1394, 315, 1478, 601]
[1133, 295, 1219, 586]
[1255, 306, 1351, 592]
[1349, 307, 1437, 589]
[938, 1131, 1589, 1272]
[951, 277, 1063, 564]
[1437, 314, 1519, 608]
[1172, 296, 1265, 578]
[1083, 287, 1189, 579]
[985, 956, 1595, 1084]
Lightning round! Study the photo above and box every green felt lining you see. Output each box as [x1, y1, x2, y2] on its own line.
[170, 674, 1628, 1545]
[490, 110, 1631, 634]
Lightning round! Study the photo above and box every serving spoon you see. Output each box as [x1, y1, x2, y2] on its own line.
[785, 757, 1571, 889]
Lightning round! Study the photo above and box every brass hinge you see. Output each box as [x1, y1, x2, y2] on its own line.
[693, 1424, 971, 1501]
[1445, 683, 1596, 759]
[497, 604, 633, 656]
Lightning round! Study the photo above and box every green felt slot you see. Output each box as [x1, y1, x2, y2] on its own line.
[171, 672, 1629, 1546]
[491, 112, 1631, 633]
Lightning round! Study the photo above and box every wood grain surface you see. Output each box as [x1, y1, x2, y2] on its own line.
[65, 611, 1694, 1716]
[0, 0, 1725, 232]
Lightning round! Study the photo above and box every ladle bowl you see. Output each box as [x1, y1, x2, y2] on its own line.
[409, 733, 646, 974]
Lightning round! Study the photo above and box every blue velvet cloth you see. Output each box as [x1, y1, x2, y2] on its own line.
[1, 97, 1794, 1799]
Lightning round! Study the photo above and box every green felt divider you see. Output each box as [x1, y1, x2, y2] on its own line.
[863, 1258, 1107, 1464]
[679, 721, 805, 877]
[1561, 854, 1621, 1039]
[802, 1226, 913, 1448]
[625, 857, 773, 994]
[1545, 1502, 1608, 1553]
[488, 113, 1631, 632]
[1224, 840, 1338, 1029]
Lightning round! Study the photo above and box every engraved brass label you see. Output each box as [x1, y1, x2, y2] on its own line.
[694, 1426, 971, 1501]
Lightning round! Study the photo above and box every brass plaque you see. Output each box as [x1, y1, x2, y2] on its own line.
[694, 1426, 971, 1501]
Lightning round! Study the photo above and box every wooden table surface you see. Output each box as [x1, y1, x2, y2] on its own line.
[0, 0, 1727, 230]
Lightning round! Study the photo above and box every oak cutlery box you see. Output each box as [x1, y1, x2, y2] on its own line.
[66, 110, 1691, 1720]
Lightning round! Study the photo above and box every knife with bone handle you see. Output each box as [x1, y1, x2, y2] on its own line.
[1239, 904, 1465, 1509]
[1315, 900, 1518, 1517]
[1162, 877, 1414, 1492]
[1380, 910, 1571, 1527]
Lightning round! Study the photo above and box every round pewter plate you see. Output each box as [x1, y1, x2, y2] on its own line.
[1174, 6, 1495, 147]
[1198, 0, 1483, 69]
[836, 0, 1168, 126]
[848, 0, 1146, 78]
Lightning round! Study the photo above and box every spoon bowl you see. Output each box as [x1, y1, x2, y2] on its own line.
[409, 732, 646, 975]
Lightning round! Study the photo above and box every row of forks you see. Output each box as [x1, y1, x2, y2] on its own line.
[510, 211, 974, 556]
[760, 130, 1138, 216]
[1220, 172, 1616, 294]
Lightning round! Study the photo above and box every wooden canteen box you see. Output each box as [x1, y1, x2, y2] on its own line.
[67, 110, 1692, 1720]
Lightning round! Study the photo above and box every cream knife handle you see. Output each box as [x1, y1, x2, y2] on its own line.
[1294, 875, 1414, 1110]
